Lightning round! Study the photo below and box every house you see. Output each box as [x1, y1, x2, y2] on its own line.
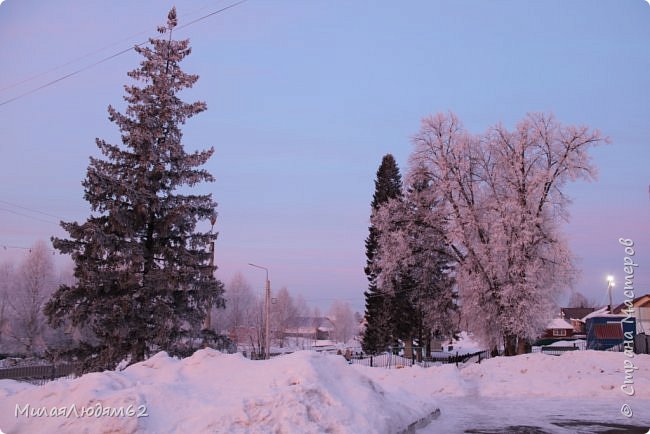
[612, 293, 650, 335]
[284, 317, 335, 341]
[560, 307, 596, 335]
[541, 318, 575, 340]
[584, 308, 636, 350]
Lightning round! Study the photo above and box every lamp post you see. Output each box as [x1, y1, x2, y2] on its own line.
[607, 275, 615, 314]
[248, 263, 270, 360]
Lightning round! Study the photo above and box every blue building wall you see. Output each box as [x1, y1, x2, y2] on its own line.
[586, 316, 636, 350]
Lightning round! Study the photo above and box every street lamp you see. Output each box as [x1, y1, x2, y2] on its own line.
[248, 263, 271, 360]
[607, 275, 615, 313]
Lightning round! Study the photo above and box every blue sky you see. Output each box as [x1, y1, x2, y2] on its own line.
[0, 0, 648, 313]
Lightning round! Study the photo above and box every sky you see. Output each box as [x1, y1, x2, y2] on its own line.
[0, 0, 648, 315]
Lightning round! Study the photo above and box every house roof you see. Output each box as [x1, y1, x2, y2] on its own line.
[613, 293, 650, 314]
[561, 307, 596, 321]
[547, 318, 573, 330]
[593, 323, 624, 340]
[582, 307, 626, 321]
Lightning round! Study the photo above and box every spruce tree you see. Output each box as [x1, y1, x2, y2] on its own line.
[371, 165, 457, 358]
[362, 154, 402, 354]
[398, 167, 457, 356]
[45, 8, 224, 371]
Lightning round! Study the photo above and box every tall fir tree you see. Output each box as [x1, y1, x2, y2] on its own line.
[362, 154, 402, 354]
[44, 8, 224, 371]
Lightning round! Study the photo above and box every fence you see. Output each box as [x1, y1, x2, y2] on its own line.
[349, 350, 491, 369]
[634, 333, 650, 354]
[0, 363, 80, 385]
[532, 340, 587, 356]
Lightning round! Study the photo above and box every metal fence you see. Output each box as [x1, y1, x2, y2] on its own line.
[0, 363, 80, 385]
[532, 340, 587, 356]
[349, 350, 491, 369]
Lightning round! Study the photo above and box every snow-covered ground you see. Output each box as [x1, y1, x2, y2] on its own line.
[1, 349, 649, 433]
[446, 331, 483, 355]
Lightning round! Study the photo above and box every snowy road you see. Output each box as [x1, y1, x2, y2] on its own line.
[418, 397, 650, 434]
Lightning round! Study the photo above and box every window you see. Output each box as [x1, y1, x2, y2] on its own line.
[553, 329, 567, 337]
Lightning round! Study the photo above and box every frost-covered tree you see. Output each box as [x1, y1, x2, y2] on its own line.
[7, 241, 56, 355]
[410, 112, 606, 355]
[45, 8, 224, 371]
[373, 165, 457, 357]
[362, 154, 402, 354]
[219, 272, 255, 336]
[567, 291, 591, 308]
[271, 286, 299, 347]
[0, 261, 15, 350]
[328, 300, 356, 344]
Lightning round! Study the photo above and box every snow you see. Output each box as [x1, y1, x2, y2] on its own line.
[0, 350, 435, 433]
[583, 306, 625, 320]
[547, 317, 574, 329]
[1, 349, 649, 433]
[546, 339, 586, 347]
[446, 331, 482, 354]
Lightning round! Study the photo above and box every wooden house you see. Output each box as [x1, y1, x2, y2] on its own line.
[560, 307, 596, 335]
[541, 318, 575, 340]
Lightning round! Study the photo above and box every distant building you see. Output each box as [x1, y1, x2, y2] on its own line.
[612, 293, 650, 335]
[560, 307, 596, 335]
[285, 317, 335, 341]
[541, 318, 575, 340]
[583, 308, 636, 350]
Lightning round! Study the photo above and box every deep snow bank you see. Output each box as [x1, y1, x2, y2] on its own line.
[461, 350, 650, 398]
[0, 350, 436, 434]
[1, 349, 648, 433]
[357, 350, 650, 400]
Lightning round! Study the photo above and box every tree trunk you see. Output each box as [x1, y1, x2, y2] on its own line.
[415, 345, 422, 362]
[425, 332, 432, 358]
[404, 338, 413, 359]
[504, 334, 517, 356]
[516, 336, 527, 355]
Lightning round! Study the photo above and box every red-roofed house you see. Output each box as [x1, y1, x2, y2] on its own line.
[541, 318, 575, 340]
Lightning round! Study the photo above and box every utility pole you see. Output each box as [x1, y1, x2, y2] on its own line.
[607, 275, 615, 313]
[249, 263, 271, 359]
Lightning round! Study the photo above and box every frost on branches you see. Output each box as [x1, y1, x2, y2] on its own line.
[409, 112, 607, 355]
[372, 164, 457, 357]
[362, 155, 402, 354]
[45, 8, 224, 371]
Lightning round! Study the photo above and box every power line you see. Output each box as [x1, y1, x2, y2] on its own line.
[0, 0, 223, 95]
[0, 0, 248, 108]
[1, 245, 31, 251]
[0, 37, 146, 96]
[1, 244, 59, 255]
[0, 199, 65, 221]
[177, 0, 247, 30]
[0, 207, 60, 225]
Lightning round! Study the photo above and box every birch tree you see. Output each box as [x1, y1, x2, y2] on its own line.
[220, 272, 256, 335]
[8, 241, 56, 355]
[410, 112, 606, 354]
[328, 300, 356, 344]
